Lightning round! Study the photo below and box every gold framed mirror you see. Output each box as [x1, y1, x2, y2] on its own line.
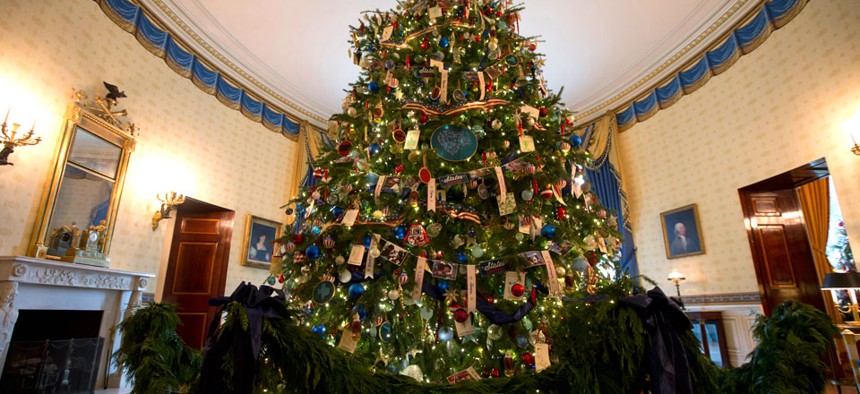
[29, 93, 136, 266]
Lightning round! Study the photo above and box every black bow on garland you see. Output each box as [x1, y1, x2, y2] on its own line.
[198, 282, 287, 394]
[618, 286, 693, 394]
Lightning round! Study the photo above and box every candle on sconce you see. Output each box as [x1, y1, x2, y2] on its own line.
[0, 113, 41, 166]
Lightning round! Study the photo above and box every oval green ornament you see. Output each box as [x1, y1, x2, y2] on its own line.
[312, 281, 335, 303]
[430, 125, 477, 162]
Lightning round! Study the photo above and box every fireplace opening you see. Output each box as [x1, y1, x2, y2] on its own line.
[0, 310, 105, 393]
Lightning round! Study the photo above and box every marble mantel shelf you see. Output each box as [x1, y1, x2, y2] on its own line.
[0, 255, 155, 389]
[0, 255, 153, 291]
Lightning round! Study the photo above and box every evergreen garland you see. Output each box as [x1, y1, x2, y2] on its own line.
[718, 301, 838, 393]
[116, 296, 836, 393]
[113, 303, 201, 394]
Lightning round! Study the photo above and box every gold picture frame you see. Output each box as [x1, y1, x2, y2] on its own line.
[660, 204, 705, 259]
[29, 102, 136, 263]
[242, 215, 282, 269]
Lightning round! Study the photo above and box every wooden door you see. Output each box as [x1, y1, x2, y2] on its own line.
[161, 205, 234, 348]
[740, 189, 826, 316]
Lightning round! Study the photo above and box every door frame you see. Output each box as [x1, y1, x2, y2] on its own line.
[155, 197, 234, 315]
[738, 158, 832, 316]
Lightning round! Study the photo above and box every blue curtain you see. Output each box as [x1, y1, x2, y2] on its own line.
[585, 164, 638, 277]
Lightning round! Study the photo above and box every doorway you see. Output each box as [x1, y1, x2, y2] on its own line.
[159, 198, 234, 348]
[738, 158, 830, 316]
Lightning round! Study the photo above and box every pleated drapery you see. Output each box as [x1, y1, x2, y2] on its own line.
[797, 177, 837, 322]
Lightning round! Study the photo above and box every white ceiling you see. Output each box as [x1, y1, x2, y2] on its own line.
[153, 0, 756, 127]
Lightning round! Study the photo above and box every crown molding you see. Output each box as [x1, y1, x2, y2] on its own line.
[141, 0, 331, 128]
[574, 0, 758, 124]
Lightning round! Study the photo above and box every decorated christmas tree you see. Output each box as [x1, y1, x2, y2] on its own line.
[274, 0, 625, 383]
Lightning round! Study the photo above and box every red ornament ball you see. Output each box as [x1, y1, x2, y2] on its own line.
[337, 140, 352, 157]
[539, 107, 548, 117]
[495, 11, 503, 17]
[529, 43, 537, 51]
[278, 274, 285, 283]
[555, 206, 567, 220]
[491, 368, 500, 378]
[419, 114, 429, 124]
[511, 283, 525, 297]
[452, 308, 469, 323]
[521, 352, 535, 367]
[293, 234, 305, 244]
[420, 38, 430, 50]
[540, 187, 554, 200]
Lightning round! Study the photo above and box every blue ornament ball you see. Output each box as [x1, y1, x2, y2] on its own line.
[437, 280, 450, 292]
[363, 234, 373, 249]
[456, 252, 468, 263]
[311, 226, 322, 236]
[368, 81, 380, 93]
[348, 283, 365, 299]
[305, 245, 320, 259]
[331, 206, 344, 219]
[393, 225, 408, 240]
[570, 134, 583, 148]
[369, 143, 381, 156]
[439, 36, 450, 48]
[366, 172, 380, 186]
[516, 335, 530, 349]
[311, 325, 326, 338]
[354, 305, 368, 321]
[540, 224, 557, 239]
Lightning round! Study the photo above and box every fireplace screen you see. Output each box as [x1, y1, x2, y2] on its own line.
[0, 337, 104, 393]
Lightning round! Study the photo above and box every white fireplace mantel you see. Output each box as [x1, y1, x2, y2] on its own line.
[0, 256, 155, 389]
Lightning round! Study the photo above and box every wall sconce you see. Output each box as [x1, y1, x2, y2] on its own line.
[668, 269, 686, 309]
[822, 272, 860, 325]
[152, 191, 185, 230]
[850, 130, 860, 156]
[0, 110, 41, 166]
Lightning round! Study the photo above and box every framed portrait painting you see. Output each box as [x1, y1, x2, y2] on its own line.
[661, 204, 705, 259]
[242, 215, 282, 269]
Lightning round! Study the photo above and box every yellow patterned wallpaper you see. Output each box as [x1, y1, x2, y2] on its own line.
[0, 1, 299, 292]
[619, 0, 860, 296]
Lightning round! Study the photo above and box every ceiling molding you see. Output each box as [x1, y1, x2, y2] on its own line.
[574, 0, 758, 124]
[138, 0, 330, 129]
[612, 0, 809, 132]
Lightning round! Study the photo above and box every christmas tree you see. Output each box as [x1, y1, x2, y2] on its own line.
[275, 0, 624, 383]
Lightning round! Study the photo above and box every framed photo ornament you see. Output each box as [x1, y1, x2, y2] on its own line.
[242, 215, 282, 269]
